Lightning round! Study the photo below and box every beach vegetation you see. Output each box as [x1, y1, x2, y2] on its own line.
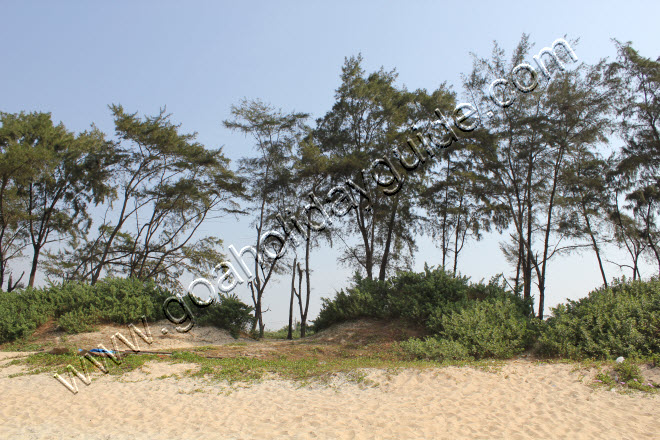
[538, 278, 660, 359]
[0, 277, 254, 344]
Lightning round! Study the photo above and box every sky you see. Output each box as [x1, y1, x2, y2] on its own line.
[1, 1, 658, 329]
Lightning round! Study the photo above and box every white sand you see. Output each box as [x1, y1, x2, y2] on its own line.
[1, 357, 658, 439]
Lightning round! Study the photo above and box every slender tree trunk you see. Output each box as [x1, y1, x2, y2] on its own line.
[379, 194, 400, 281]
[645, 235, 660, 277]
[536, 144, 565, 319]
[523, 152, 534, 300]
[524, 207, 533, 300]
[515, 236, 523, 296]
[299, 261, 306, 337]
[287, 257, 297, 340]
[452, 194, 465, 276]
[28, 243, 42, 288]
[441, 157, 451, 270]
[514, 205, 525, 297]
[301, 225, 312, 338]
[582, 205, 608, 287]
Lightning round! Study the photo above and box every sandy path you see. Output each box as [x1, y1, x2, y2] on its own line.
[0, 359, 658, 439]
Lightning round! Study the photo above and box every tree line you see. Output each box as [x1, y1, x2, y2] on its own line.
[0, 35, 658, 336]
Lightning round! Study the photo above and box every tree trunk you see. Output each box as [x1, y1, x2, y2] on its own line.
[523, 211, 533, 300]
[287, 257, 297, 340]
[301, 225, 311, 338]
[582, 204, 607, 287]
[28, 244, 41, 288]
[537, 144, 565, 320]
[645, 235, 660, 277]
[441, 156, 451, 270]
[299, 261, 306, 337]
[378, 194, 400, 281]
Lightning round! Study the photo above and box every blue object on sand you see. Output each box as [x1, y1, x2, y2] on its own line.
[79, 348, 116, 355]
[90, 348, 115, 354]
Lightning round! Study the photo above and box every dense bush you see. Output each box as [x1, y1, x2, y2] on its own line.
[197, 293, 255, 338]
[400, 337, 472, 361]
[314, 266, 532, 333]
[538, 278, 660, 359]
[0, 278, 172, 342]
[401, 297, 533, 360]
[315, 267, 536, 361]
[433, 297, 532, 358]
[0, 277, 257, 343]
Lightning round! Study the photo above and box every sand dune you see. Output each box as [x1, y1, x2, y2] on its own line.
[1, 356, 658, 439]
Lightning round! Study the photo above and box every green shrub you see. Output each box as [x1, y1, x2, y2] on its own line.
[595, 359, 658, 392]
[197, 294, 255, 338]
[400, 337, 472, 361]
[57, 309, 100, 334]
[313, 267, 536, 361]
[613, 359, 644, 383]
[0, 287, 58, 342]
[312, 277, 389, 331]
[538, 278, 660, 359]
[0, 277, 173, 343]
[313, 266, 532, 332]
[651, 353, 660, 368]
[434, 297, 531, 359]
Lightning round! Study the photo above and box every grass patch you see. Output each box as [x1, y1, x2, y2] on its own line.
[262, 325, 315, 340]
[592, 359, 659, 394]
[166, 348, 506, 386]
[1, 337, 54, 352]
[8, 351, 163, 378]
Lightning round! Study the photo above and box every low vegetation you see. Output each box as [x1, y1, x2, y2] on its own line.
[0, 278, 170, 342]
[263, 323, 316, 340]
[315, 268, 659, 363]
[315, 267, 534, 361]
[593, 359, 659, 393]
[538, 278, 660, 359]
[197, 293, 255, 338]
[1, 270, 657, 394]
[0, 277, 254, 344]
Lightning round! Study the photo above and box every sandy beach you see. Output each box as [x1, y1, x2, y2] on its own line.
[1, 351, 658, 440]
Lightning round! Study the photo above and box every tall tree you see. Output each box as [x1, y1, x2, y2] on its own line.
[223, 99, 308, 337]
[464, 35, 610, 318]
[0, 112, 112, 287]
[607, 41, 660, 275]
[288, 138, 333, 337]
[314, 55, 453, 281]
[45, 105, 241, 290]
[559, 151, 613, 287]
[0, 114, 33, 290]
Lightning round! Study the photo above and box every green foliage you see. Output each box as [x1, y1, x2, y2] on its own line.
[42, 105, 242, 292]
[314, 267, 532, 333]
[433, 297, 531, 359]
[538, 278, 660, 359]
[57, 309, 100, 334]
[197, 294, 255, 339]
[594, 359, 658, 393]
[651, 353, 660, 368]
[613, 359, 644, 383]
[0, 277, 171, 343]
[0, 111, 113, 289]
[263, 322, 316, 339]
[400, 337, 472, 361]
[314, 267, 535, 360]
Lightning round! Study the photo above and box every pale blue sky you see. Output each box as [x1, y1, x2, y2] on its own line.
[1, 1, 658, 328]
